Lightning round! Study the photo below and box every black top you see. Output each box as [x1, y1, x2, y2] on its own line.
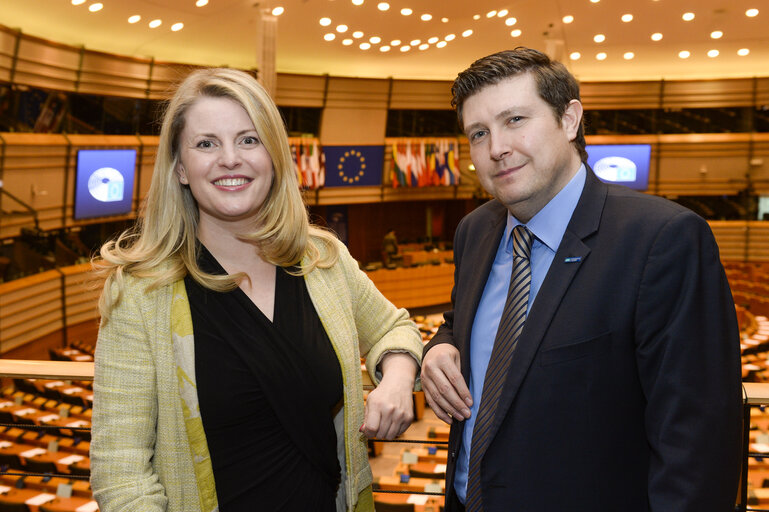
[185, 245, 343, 511]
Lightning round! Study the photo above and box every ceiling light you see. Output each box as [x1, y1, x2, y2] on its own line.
[710, 30, 723, 39]
[410, 39, 421, 46]
[651, 32, 663, 41]
[682, 12, 695, 21]
[71, 0, 86, 5]
[596, 52, 607, 60]
[462, 29, 473, 37]
[337, 25, 348, 33]
[343, 39, 353, 45]
[510, 29, 522, 37]
[419, 43, 429, 50]
[320, 17, 331, 26]
[149, 19, 162, 28]
[621, 14, 633, 22]
[171, 22, 184, 31]
[89, 3, 103, 12]
[593, 34, 605, 43]
[324, 33, 336, 41]
[746, 8, 759, 17]
[360, 42, 371, 50]
[570, 52, 581, 60]
[562, 15, 574, 24]
[369, 36, 381, 44]
[590, 0, 600, 3]
[437, 41, 447, 48]
[678, 50, 690, 58]
[377, 2, 389, 11]
[498, 9, 508, 17]
[401, 8, 412, 15]
[380, 45, 391, 52]
[195, 0, 208, 5]
[352, 0, 364, 5]
[486, 10, 497, 18]
[473, 14, 481, 20]
[428, 36, 439, 44]
[400, 45, 410, 52]
[505, 17, 517, 26]
[441, 17, 449, 22]
[271, 7, 284, 16]
[623, 52, 634, 60]
[738, 48, 750, 56]
[445, 34, 456, 41]
[421, 14, 432, 21]
[353, 31, 364, 38]
[128, 15, 141, 23]
[390, 39, 401, 45]
[707, 49, 719, 57]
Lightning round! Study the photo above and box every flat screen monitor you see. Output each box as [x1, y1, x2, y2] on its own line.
[585, 144, 651, 191]
[74, 149, 136, 220]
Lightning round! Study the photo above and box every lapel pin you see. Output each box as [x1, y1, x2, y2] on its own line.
[564, 257, 581, 263]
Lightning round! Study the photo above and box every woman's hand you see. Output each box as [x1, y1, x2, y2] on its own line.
[361, 352, 418, 439]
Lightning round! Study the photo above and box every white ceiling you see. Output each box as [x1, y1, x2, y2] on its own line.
[2, 0, 767, 82]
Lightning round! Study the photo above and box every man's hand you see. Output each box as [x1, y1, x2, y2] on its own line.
[421, 344, 472, 424]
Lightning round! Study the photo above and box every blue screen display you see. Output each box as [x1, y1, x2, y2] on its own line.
[586, 144, 651, 191]
[74, 149, 136, 220]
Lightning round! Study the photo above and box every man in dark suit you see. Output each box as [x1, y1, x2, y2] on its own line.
[421, 47, 742, 512]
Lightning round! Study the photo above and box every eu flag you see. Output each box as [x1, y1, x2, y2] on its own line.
[322, 145, 384, 187]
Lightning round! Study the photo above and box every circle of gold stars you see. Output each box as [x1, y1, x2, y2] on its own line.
[338, 150, 366, 183]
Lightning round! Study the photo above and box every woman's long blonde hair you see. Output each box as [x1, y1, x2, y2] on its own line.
[95, 68, 338, 320]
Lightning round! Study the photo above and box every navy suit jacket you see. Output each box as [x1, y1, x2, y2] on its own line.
[425, 169, 742, 511]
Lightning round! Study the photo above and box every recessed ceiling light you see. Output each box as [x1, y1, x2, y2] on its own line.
[71, 0, 86, 5]
[498, 9, 508, 17]
[89, 3, 103, 12]
[746, 8, 759, 17]
[473, 14, 481, 20]
[441, 17, 449, 22]
[319, 17, 331, 26]
[562, 15, 574, 24]
[195, 0, 208, 6]
[710, 30, 723, 39]
[352, 31, 364, 38]
[324, 33, 336, 41]
[738, 48, 750, 56]
[651, 32, 663, 41]
[171, 22, 184, 31]
[380, 45, 391, 52]
[128, 15, 141, 23]
[462, 29, 473, 37]
[419, 43, 429, 50]
[336, 24, 348, 33]
[271, 6, 284, 16]
[570, 52, 581, 60]
[428, 37, 439, 44]
[410, 39, 421, 46]
[445, 34, 455, 41]
[682, 12, 695, 21]
[590, 0, 600, 3]
[352, 0, 364, 5]
[623, 52, 634, 60]
[149, 19, 162, 28]
[505, 17, 517, 26]
[437, 41, 447, 48]
[343, 39, 353, 45]
[596, 52, 607, 60]
[707, 49, 719, 57]
[391, 39, 401, 45]
[594, 34, 606, 43]
[377, 2, 389, 11]
[401, 8, 412, 15]
[486, 10, 497, 18]
[421, 14, 432, 21]
[621, 14, 633, 22]
[370, 36, 381, 44]
[400, 45, 410, 52]
[510, 29, 522, 37]
[678, 50, 691, 58]
[360, 42, 371, 50]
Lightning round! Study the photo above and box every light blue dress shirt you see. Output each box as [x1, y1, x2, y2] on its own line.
[454, 164, 587, 503]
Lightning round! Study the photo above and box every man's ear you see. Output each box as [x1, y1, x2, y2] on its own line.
[561, 99, 583, 141]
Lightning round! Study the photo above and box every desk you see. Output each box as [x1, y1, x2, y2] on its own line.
[375, 475, 445, 494]
[373, 491, 444, 512]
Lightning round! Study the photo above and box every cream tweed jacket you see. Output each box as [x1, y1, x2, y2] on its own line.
[90, 238, 423, 512]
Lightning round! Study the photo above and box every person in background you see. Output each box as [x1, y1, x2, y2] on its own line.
[421, 47, 741, 512]
[91, 68, 422, 512]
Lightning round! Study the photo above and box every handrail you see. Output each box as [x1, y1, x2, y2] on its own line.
[0, 359, 93, 380]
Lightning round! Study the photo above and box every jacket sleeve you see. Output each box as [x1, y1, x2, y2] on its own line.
[333, 240, 423, 387]
[635, 210, 742, 511]
[90, 280, 168, 512]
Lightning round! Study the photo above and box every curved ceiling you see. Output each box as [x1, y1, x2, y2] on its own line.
[2, 0, 767, 82]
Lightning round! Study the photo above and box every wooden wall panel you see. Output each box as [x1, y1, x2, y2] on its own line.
[580, 81, 662, 110]
[324, 77, 390, 110]
[79, 51, 153, 98]
[275, 73, 327, 107]
[389, 79, 452, 110]
[0, 26, 17, 83]
[662, 78, 756, 109]
[14, 37, 79, 92]
[750, 135, 769, 194]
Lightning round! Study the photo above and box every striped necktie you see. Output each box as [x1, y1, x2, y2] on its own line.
[465, 225, 533, 512]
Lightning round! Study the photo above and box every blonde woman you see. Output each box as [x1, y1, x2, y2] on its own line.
[90, 68, 422, 512]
